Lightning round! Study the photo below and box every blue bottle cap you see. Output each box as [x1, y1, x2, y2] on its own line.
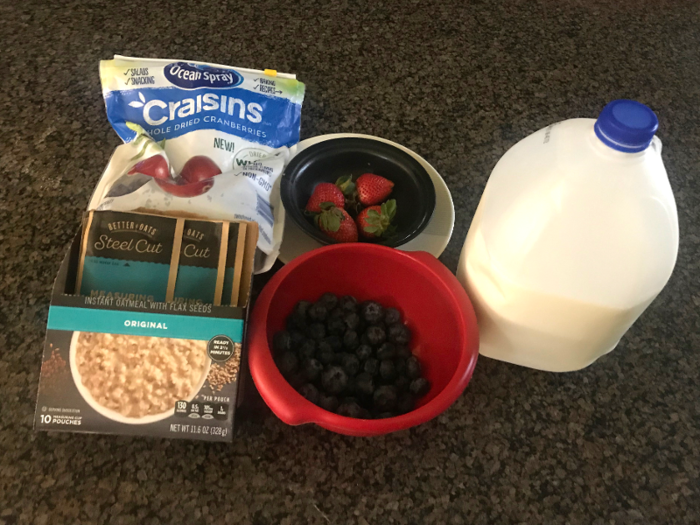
[594, 99, 659, 153]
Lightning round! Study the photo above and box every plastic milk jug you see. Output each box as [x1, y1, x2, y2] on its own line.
[457, 100, 679, 371]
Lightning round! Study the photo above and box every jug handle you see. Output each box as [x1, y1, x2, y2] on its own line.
[651, 136, 663, 155]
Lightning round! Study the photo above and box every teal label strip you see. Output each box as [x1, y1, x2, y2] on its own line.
[48, 306, 243, 341]
[174, 266, 218, 304]
[80, 257, 170, 302]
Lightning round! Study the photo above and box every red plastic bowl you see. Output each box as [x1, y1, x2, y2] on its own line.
[248, 244, 479, 436]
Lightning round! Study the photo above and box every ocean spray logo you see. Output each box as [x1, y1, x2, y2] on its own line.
[128, 91, 263, 126]
[164, 62, 243, 90]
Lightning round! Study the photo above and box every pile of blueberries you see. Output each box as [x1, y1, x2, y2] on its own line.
[272, 293, 430, 419]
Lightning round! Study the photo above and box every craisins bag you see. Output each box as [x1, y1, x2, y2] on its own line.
[89, 55, 305, 273]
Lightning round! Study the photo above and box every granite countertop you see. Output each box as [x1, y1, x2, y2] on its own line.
[2, 0, 699, 523]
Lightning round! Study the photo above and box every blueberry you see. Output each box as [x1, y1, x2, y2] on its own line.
[384, 307, 401, 325]
[318, 394, 340, 412]
[317, 342, 335, 365]
[365, 325, 386, 346]
[328, 308, 345, 321]
[343, 330, 360, 350]
[396, 392, 416, 414]
[298, 339, 317, 360]
[321, 366, 348, 395]
[409, 377, 430, 397]
[289, 330, 305, 349]
[343, 312, 360, 332]
[394, 357, 407, 377]
[388, 323, 411, 345]
[339, 295, 358, 312]
[395, 344, 412, 359]
[342, 396, 359, 405]
[358, 408, 372, 419]
[376, 342, 395, 360]
[357, 318, 368, 334]
[355, 344, 372, 361]
[277, 351, 298, 376]
[373, 385, 398, 412]
[340, 353, 360, 376]
[364, 358, 379, 377]
[337, 402, 363, 418]
[309, 303, 328, 322]
[319, 292, 339, 310]
[405, 356, 421, 379]
[286, 312, 307, 331]
[294, 300, 312, 318]
[360, 332, 371, 346]
[354, 372, 375, 398]
[375, 411, 397, 419]
[301, 358, 324, 382]
[344, 376, 357, 396]
[307, 323, 326, 341]
[324, 335, 343, 353]
[361, 301, 384, 324]
[327, 316, 346, 335]
[372, 321, 387, 332]
[272, 331, 292, 354]
[394, 375, 410, 392]
[299, 383, 320, 404]
[379, 359, 397, 382]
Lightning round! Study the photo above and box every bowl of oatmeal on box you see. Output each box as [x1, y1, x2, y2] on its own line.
[69, 331, 210, 424]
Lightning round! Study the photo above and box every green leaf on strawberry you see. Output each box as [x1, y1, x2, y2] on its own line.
[315, 203, 359, 242]
[316, 202, 344, 232]
[356, 199, 397, 239]
[335, 175, 356, 197]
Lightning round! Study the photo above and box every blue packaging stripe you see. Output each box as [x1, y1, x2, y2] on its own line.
[104, 86, 302, 148]
[48, 306, 243, 342]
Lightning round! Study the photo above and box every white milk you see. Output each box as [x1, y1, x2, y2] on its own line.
[458, 101, 678, 372]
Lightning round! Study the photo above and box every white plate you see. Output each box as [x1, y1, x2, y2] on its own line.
[279, 133, 455, 264]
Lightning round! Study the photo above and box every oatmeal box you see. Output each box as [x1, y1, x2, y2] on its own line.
[34, 213, 258, 442]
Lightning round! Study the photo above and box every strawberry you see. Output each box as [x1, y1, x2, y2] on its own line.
[356, 200, 397, 239]
[306, 182, 345, 213]
[316, 204, 358, 243]
[356, 173, 394, 206]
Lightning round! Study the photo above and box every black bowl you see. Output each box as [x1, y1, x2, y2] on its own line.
[281, 138, 436, 247]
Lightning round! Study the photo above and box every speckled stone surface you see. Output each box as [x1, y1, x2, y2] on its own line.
[1, 0, 699, 523]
